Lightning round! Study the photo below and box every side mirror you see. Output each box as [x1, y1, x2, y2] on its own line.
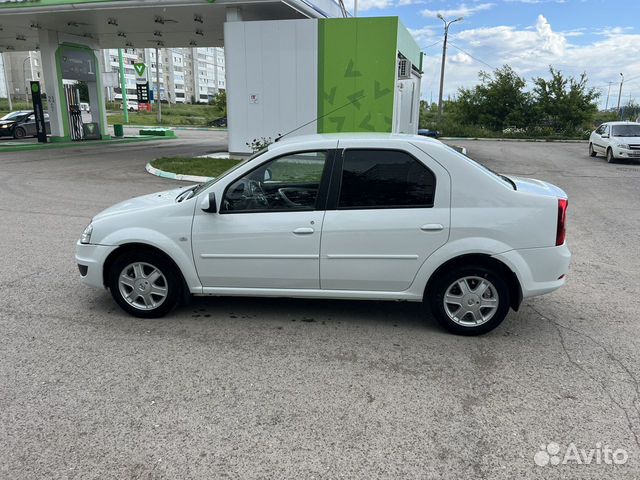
[200, 192, 217, 213]
[264, 168, 272, 182]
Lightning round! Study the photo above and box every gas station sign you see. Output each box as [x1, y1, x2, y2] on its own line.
[136, 82, 150, 103]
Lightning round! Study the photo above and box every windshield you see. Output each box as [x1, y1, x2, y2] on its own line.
[612, 124, 640, 137]
[188, 148, 269, 197]
[1, 111, 29, 122]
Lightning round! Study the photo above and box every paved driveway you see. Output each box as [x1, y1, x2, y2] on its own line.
[1, 134, 639, 479]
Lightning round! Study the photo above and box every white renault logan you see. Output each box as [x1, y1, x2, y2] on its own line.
[76, 133, 570, 335]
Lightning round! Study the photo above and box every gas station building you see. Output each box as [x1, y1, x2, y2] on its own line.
[0, 0, 422, 153]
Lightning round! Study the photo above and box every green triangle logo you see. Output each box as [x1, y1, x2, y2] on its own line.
[134, 63, 146, 77]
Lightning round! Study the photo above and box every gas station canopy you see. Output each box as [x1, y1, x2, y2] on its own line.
[0, 0, 343, 51]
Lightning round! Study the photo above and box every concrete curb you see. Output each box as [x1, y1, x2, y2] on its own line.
[441, 137, 586, 144]
[145, 162, 212, 183]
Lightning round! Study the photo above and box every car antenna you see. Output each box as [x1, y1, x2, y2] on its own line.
[274, 93, 366, 142]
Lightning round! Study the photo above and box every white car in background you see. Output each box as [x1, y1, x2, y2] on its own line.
[76, 133, 571, 336]
[589, 121, 640, 162]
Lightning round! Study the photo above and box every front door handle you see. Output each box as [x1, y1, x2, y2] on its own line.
[420, 223, 444, 232]
[293, 227, 314, 235]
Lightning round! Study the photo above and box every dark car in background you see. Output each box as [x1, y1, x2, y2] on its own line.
[0, 110, 51, 139]
[418, 128, 440, 138]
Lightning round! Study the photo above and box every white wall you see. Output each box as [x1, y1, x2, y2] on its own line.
[225, 19, 318, 154]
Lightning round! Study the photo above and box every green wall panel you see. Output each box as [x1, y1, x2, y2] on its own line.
[318, 17, 398, 134]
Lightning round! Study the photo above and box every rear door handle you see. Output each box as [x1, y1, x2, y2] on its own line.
[293, 227, 314, 235]
[420, 223, 444, 232]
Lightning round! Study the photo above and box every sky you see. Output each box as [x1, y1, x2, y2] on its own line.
[340, 0, 640, 108]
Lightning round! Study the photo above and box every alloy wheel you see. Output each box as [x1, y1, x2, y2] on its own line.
[117, 262, 168, 310]
[443, 276, 499, 327]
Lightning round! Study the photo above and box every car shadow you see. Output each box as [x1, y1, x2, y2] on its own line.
[174, 295, 435, 331]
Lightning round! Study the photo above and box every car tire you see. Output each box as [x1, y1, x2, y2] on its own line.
[589, 143, 597, 157]
[428, 264, 510, 336]
[108, 250, 181, 318]
[13, 127, 26, 139]
[606, 148, 615, 163]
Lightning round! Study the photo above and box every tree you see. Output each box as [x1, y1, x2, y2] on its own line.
[211, 90, 227, 116]
[532, 67, 599, 133]
[77, 81, 89, 103]
[452, 66, 532, 130]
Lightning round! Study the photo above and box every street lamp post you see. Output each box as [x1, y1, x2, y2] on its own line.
[437, 14, 463, 120]
[22, 56, 31, 102]
[617, 73, 624, 118]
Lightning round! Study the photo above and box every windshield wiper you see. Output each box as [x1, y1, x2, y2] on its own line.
[176, 186, 198, 202]
[500, 174, 517, 190]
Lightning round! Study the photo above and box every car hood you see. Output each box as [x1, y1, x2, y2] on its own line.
[93, 186, 191, 220]
[504, 175, 567, 199]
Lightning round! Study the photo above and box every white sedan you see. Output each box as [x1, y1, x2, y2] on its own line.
[76, 133, 571, 335]
[589, 121, 640, 162]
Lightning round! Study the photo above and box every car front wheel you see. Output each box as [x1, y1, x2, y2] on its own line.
[13, 127, 26, 139]
[589, 143, 597, 157]
[108, 251, 181, 318]
[606, 148, 615, 163]
[429, 265, 510, 335]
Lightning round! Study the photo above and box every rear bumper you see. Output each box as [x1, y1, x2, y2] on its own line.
[75, 241, 118, 289]
[493, 244, 571, 298]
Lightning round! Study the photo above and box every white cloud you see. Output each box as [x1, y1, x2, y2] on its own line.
[418, 15, 640, 109]
[451, 52, 473, 64]
[535, 14, 566, 56]
[421, 2, 495, 19]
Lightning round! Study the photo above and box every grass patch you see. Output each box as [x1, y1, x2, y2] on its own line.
[151, 156, 241, 178]
[108, 103, 224, 127]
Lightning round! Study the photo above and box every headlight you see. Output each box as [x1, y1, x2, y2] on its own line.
[0, 124, 8, 129]
[617, 143, 630, 149]
[80, 223, 93, 244]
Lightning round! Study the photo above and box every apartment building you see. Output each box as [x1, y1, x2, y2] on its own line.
[102, 47, 225, 104]
[0, 51, 45, 100]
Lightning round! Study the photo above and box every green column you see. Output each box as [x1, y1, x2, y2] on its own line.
[118, 48, 129, 124]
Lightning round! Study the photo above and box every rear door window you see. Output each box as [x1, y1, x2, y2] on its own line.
[337, 149, 436, 209]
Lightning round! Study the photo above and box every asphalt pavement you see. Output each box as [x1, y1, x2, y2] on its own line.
[1, 132, 640, 479]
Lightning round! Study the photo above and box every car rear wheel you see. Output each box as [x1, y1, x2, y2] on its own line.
[589, 143, 597, 157]
[13, 127, 25, 139]
[606, 148, 615, 163]
[108, 251, 181, 318]
[428, 265, 510, 336]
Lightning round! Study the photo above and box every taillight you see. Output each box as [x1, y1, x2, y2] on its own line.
[556, 198, 568, 246]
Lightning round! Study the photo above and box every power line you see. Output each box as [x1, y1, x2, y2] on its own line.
[448, 42, 496, 70]
[421, 40, 442, 50]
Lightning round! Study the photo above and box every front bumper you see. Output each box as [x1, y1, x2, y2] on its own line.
[613, 147, 640, 159]
[493, 244, 571, 298]
[75, 241, 118, 289]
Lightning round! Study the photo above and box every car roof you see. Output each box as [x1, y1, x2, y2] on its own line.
[605, 121, 640, 125]
[270, 132, 442, 149]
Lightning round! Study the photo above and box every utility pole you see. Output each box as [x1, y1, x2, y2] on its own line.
[353, 0, 358, 17]
[605, 81, 613, 110]
[2, 53, 12, 111]
[22, 56, 30, 101]
[155, 47, 162, 124]
[118, 48, 129, 124]
[617, 73, 624, 118]
[437, 14, 463, 121]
